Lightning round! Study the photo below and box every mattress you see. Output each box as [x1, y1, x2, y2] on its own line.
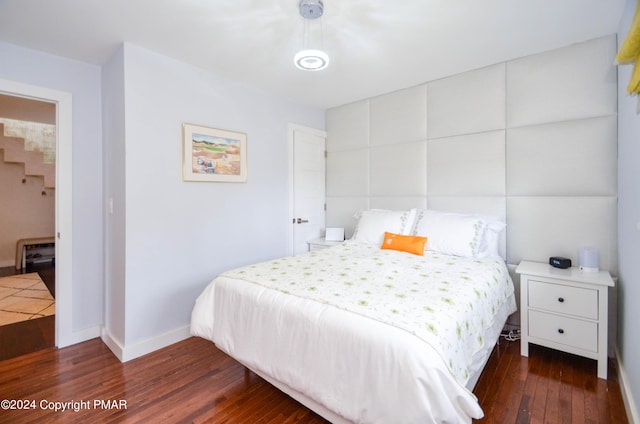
[191, 241, 517, 423]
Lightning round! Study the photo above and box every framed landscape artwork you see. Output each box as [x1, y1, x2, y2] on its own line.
[182, 123, 247, 182]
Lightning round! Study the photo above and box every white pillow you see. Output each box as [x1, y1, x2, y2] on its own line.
[352, 209, 416, 245]
[477, 216, 506, 259]
[411, 209, 487, 258]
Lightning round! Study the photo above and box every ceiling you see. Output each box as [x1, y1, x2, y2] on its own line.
[0, 0, 628, 110]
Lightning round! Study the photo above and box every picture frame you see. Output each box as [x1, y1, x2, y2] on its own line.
[182, 123, 247, 182]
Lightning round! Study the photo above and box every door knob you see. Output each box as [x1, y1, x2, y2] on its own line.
[296, 218, 309, 224]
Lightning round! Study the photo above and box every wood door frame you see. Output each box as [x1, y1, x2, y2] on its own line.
[0, 78, 73, 348]
[287, 123, 327, 256]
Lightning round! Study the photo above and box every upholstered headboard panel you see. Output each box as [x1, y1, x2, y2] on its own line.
[325, 35, 618, 274]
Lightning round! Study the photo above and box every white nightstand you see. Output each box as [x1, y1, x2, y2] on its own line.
[307, 238, 343, 252]
[516, 260, 614, 379]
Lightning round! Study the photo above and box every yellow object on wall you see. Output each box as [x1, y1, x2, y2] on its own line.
[617, 0, 640, 93]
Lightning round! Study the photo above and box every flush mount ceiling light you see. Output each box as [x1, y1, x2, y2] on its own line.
[294, 0, 329, 71]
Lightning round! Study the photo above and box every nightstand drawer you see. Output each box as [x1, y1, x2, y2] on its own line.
[528, 280, 598, 320]
[529, 310, 598, 352]
[307, 238, 343, 252]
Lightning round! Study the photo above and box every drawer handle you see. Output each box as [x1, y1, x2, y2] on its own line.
[558, 328, 565, 334]
[558, 297, 565, 303]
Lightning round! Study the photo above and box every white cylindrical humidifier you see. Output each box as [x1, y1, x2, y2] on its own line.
[578, 247, 599, 272]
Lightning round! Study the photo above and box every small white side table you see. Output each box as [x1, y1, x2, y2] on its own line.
[307, 238, 343, 252]
[516, 260, 614, 380]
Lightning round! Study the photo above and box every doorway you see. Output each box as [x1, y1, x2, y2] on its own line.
[0, 93, 56, 359]
[0, 78, 73, 350]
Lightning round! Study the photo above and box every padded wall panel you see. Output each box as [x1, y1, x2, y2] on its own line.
[506, 35, 617, 128]
[427, 63, 506, 139]
[507, 197, 617, 273]
[326, 100, 369, 151]
[427, 196, 506, 221]
[369, 85, 427, 145]
[427, 131, 506, 196]
[507, 116, 617, 196]
[369, 197, 427, 212]
[326, 149, 369, 196]
[369, 141, 427, 196]
[325, 35, 618, 276]
[326, 197, 370, 238]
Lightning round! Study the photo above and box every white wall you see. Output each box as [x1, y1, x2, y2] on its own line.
[0, 42, 104, 336]
[102, 45, 127, 346]
[102, 43, 325, 359]
[617, 1, 640, 420]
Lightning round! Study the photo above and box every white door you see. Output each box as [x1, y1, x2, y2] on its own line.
[288, 124, 326, 255]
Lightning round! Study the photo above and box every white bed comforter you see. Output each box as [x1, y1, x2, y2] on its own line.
[191, 242, 516, 423]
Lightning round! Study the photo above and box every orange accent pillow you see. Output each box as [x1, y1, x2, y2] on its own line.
[380, 232, 428, 256]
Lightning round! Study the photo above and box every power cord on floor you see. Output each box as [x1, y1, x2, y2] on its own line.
[500, 328, 521, 342]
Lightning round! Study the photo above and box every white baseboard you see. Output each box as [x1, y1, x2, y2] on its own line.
[616, 347, 639, 424]
[100, 328, 125, 361]
[101, 325, 191, 363]
[57, 325, 101, 348]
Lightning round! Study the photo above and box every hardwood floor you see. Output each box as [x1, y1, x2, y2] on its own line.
[0, 336, 328, 424]
[473, 338, 628, 424]
[0, 334, 629, 423]
[0, 263, 55, 361]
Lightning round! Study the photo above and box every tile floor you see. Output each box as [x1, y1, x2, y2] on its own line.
[0, 273, 55, 326]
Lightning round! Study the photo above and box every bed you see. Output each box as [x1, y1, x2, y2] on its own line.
[191, 208, 517, 423]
